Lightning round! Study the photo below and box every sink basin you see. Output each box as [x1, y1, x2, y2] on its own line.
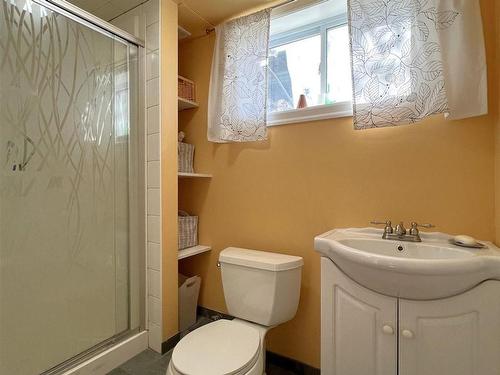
[315, 228, 500, 300]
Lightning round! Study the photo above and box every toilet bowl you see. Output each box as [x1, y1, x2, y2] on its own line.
[167, 319, 268, 375]
[167, 247, 303, 375]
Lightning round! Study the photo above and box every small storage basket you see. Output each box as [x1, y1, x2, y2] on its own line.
[178, 142, 194, 173]
[178, 76, 196, 102]
[178, 211, 198, 250]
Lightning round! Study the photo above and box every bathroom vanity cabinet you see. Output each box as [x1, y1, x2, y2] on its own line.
[321, 257, 500, 375]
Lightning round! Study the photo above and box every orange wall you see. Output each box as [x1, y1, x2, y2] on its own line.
[495, 1, 500, 245]
[161, 0, 179, 341]
[178, 0, 498, 367]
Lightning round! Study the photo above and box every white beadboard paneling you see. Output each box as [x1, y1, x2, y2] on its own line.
[148, 296, 161, 325]
[148, 269, 161, 297]
[147, 161, 161, 188]
[146, 78, 159, 107]
[148, 323, 162, 353]
[146, 52, 160, 81]
[146, 22, 159, 51]
[147, 242, 161, 271]
[147, 215, 161, 243]
[144, 0, 159, 26]
[147, 188, 161, 216]
[147, 133, 160, 161]
[147, 105, 160, 134]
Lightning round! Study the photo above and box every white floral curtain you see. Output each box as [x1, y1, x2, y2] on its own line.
[208, 9, 271, 143]
[348, 0, 487, 130]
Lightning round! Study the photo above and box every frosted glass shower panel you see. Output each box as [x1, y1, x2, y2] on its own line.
[0, 1, 138, 374]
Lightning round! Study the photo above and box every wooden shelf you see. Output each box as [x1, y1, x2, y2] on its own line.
[178, 245, 211, 260]
[178, 25, 191, 41]
[178, 97, 198, 111]
[178, 172, 212, 178]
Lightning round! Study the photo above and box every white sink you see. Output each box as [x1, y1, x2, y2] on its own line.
[315, 228, 500, 300]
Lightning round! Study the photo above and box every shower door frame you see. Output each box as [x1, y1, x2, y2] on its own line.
[14, 0, 149, 374]
[36, 0, 145, 47]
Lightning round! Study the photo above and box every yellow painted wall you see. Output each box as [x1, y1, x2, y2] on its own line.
[495, 1, 500, 246]
[161, 0, 179, 341]
[178, 0, 498, 367]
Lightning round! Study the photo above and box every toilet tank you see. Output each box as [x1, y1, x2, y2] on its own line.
[219, 247, 303, 327]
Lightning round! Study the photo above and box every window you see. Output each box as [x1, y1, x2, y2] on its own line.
[267, 0, 352, 126]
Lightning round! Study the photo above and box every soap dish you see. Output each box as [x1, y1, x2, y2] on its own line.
[449, 239, 486, 249]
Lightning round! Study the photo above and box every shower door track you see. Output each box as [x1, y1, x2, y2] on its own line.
[41, 329, 140, 375]
[31, 0, 145, 47]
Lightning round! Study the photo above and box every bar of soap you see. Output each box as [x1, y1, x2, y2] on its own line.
[454, 235, 477, 246]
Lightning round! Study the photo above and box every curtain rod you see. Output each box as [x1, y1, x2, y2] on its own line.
[205, 0, 297, 34]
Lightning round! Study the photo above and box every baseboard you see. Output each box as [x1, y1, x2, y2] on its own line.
[266, 351, 320, 375]
[161, 333, 180, 355]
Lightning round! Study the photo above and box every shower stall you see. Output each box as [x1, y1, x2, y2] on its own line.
[0, 0, 145, 374]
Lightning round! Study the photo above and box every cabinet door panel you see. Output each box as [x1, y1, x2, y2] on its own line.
[321, 258, 397, 375]
[399, 280, 500, 375]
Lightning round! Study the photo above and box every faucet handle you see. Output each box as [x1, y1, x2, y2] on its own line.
[410, 222, 435, 229]
[410, 222, 435, 235]
[371, 220, 393, 234]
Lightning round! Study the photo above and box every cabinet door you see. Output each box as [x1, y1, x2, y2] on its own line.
[399, 280, 500, 375]
[321, 258, 397, 375]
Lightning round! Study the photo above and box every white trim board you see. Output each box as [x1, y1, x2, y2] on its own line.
[267, 101, 352, 126]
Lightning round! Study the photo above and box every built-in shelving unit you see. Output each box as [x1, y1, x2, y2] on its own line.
[178, 245, 211, 260]
[178, 172, 212, 178]
[177, 23, 214, 333]
[178, 97, 199, 111]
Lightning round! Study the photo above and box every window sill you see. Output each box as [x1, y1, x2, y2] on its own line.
[267, 101, 353, 127]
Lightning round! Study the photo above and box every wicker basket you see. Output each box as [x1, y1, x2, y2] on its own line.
[178, 211, 198, 250]
[178, 142, 194, 173]
[178, 76, 196, 102]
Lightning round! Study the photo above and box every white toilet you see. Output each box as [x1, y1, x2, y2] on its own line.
[167, 247, 303, 375]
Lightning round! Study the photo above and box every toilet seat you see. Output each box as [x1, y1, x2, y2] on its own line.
[171, 319, 261, 375]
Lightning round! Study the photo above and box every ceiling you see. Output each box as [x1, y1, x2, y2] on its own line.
[66, 0, 291, 40]
[176, 0, 282, 40]
[176, 0, 279, 25]
[67, 0, 144, 21]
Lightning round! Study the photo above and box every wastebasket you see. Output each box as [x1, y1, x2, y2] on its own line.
[178, 274, 201, 332]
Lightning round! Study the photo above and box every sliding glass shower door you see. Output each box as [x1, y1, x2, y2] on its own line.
[0, 1, 143, 374]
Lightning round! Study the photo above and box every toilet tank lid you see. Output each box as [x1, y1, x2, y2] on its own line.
[219, 247, 304, 271]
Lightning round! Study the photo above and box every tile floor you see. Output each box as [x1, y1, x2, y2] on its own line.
[108, 349, 171, 375]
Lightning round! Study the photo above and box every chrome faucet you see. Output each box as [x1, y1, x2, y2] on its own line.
[371, 220, 435, 242]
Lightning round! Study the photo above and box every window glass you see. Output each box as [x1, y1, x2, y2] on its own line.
[268, 35, 322, 112]
[267, 0, 352, 124]
[326, 25, 352, 104]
